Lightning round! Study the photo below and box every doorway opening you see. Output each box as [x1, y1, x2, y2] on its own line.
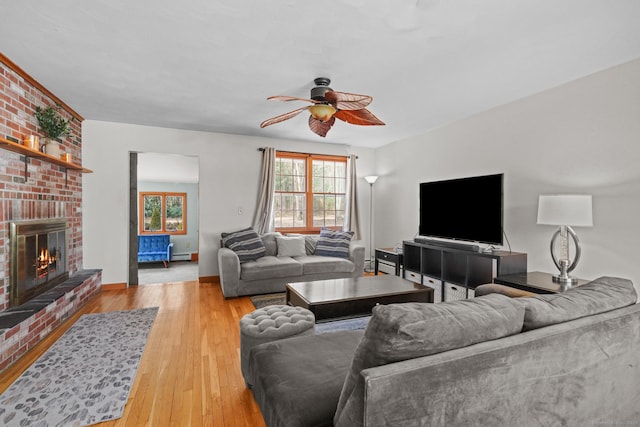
[129, 152, 200, 285]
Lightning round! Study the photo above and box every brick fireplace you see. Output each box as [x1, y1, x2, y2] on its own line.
[0, 54, 83, 311]
[0, 54, 101, 372]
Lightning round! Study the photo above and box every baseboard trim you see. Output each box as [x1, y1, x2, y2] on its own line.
[102, 282, 127, 290]
[199, 276, 219, 284]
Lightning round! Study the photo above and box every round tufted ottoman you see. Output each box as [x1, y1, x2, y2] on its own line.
[240, 304, 315, 387]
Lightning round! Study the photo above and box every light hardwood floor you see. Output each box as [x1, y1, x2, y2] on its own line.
[0, 280, 267, 426]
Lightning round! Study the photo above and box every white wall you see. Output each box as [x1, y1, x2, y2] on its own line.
[81, 124, 375, 285]
[375, 58, 640, 289]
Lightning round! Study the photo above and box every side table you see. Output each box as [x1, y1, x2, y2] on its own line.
[374, 248, 403, 276]
[494, 271, 590, 294]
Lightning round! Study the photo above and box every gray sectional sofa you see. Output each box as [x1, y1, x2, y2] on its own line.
[218, 232, 365, 298]
[248, 276, 640, 426]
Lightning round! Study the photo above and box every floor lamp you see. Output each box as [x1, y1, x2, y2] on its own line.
[364, 175, 379, 272]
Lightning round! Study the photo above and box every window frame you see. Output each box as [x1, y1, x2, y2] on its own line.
[138, 191, 187, 235]
[274, 152, 348, 234]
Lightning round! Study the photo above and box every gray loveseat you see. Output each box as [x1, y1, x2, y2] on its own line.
[218, 232, 365, 298]
[248, 276, 640, 426]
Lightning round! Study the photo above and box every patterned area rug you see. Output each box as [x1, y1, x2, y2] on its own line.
[315, 316, 370, 333]
[0, 307, 159, 427]
[250, 293, 286, 309]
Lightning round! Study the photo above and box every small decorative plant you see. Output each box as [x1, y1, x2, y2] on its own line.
[35, 105, 71, 141]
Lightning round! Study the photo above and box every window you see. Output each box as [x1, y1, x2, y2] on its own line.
[139, 192, 187, 235]
[274, 152, 347, 233]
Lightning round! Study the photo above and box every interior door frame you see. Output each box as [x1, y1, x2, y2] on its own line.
[128, 152, 139, 286]
[128, 151, 201, 286]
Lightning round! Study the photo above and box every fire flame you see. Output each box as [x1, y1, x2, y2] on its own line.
[37, 248, 56, 278]
[39, 249, 49, 263]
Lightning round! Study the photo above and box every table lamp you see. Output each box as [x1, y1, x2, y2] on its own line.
[537, 194, 593, 285]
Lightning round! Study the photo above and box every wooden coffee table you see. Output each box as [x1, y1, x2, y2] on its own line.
[286, 275, 434, 321]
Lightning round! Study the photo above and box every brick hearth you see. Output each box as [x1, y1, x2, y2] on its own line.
[0, 269, 102, 372]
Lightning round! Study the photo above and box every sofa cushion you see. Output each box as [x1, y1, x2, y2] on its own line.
[260, 232, 281, 257]
[276, 235, 306, 257]
[334, 294, 525, 427]
[240, 256, 302, 281]
[221, 227, 266, 263]
[519, 276, 637, 331]
[296, 255, 355, 275]
[250, 330, 364, 427]
[315, 228, 353, 258]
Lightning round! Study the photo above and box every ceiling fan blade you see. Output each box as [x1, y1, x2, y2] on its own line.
[324, 91, 373, 110]
[267, 95, 320, 104]
[260, 106, 309, 128]
[308, 115, 335, 137]
[334, 108, 385, 126]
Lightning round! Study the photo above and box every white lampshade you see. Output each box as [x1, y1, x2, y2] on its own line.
[364, 175, 379, 184]
[537, 194, 593, 227]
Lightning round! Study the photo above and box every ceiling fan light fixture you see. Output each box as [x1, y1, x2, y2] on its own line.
[261, 78, 384, 136]
[310, 77, 333, 101]
[308, 104, 337, 122]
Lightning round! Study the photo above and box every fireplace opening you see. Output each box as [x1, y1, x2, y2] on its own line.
[10, 220, 69, 307]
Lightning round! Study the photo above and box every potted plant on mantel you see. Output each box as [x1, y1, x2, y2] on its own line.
[34, 105, 71, 157]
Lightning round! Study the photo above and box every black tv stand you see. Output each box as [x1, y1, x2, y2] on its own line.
[403, 240, 527, 303]
[414, 237, 480, 253]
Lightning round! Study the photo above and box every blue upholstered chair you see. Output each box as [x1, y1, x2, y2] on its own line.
[138, 234, 174, 267]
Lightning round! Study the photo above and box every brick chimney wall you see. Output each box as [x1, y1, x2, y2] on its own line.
[0, 55, 84, 312]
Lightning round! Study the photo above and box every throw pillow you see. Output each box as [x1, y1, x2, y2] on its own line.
[221, 227, 266, 263]
[519, 276, 637, 331]
[304, 235, 318, 255]
[276, 236, 306, 257]
[333, 294, 525, 427]
[260, 232, 281, 257]
[315, 228, 353, 258]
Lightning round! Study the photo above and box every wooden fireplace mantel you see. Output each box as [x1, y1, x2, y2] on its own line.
[0, 136, 92, 173]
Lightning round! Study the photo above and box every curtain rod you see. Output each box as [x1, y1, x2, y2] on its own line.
[258, 148, 358, 159]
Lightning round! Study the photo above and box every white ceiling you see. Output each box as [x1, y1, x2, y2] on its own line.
[2, 0, 640, 148]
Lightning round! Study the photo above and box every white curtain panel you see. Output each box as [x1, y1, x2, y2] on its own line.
[344, 154, 361, 240]
[252, 147, 276, 234]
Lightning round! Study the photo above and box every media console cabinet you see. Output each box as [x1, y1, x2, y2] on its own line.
[402, 240, 527, 303]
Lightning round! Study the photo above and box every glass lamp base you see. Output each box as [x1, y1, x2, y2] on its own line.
[552, 274, 578, 285]
[549, 226, 582, 288]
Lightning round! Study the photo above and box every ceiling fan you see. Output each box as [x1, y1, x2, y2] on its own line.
[260, 77, 385, 137]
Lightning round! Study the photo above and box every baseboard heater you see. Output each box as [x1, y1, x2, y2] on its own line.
[171, 253, 193, 261]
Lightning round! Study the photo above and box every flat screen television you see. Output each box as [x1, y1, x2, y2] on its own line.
[419, 173, 504, 246]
